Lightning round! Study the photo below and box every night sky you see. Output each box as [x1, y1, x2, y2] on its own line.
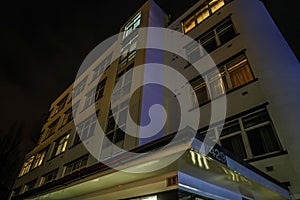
[0, 0, 299, 152]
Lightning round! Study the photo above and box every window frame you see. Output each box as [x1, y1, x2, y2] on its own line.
[51, 132, 70, 158]
[40, 169, 58, 186]
[31, 148, 48, 169]
[92, 54, 112, 81]
[73, 77, 87, 98]
[182, 0, 229, 33]
[64, 155, 89, 176]
[18, 155, 35, 177]
[199, 108, 283, 160]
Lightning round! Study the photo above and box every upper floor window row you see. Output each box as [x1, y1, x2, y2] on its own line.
[182, 0, 231, 33]
[186, 18, 237, 63]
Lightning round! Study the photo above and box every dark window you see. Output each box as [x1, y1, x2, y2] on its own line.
[185, 18, 237, 61]
[202, 108, 282, 160]
[24, 179, 37, 192]
[221, 134, 247, 159]
[64, 156, 88, 176]
[18, 155, 35, 177]
[92, 54, 112, 81]
[46, 119, 60, 137]
[243, 110, 281, 157]
[41, 169, 58, 185]
[76, 114, 97, 141]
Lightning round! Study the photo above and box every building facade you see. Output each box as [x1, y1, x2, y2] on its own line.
[11, 0, 300, 199]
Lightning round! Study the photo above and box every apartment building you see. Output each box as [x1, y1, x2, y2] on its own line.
[10, 0, 300, 199]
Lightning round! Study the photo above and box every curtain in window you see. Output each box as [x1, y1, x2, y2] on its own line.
[230, 64, 253, 88]
[247, 125, 280, 156]
[221, 134, 247, 159]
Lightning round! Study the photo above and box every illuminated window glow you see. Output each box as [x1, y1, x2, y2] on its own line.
[52, 133, 70, 157]
[182, 0, 227, 33]
[18, 155, 35, 177]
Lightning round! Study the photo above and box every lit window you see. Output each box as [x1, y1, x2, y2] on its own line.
[104, 101, 128, 148]
[32, 149, 47, 169]
[64, 155, 88, 176]
[227, 55, 253, 88]
[40, 169, 58, 185]
[52, 133, 70, 157]
[83, 79, 106, 109]
[182, 0, 226, 33]
[190, 53, 253, 106]
[96, 79, 106, 100]
[123, 12, 141, 39]
[18, 155, 35, 177]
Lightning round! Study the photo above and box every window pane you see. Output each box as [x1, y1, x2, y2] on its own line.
[196, 5, 210, 24]
[191, 78, 208, 105]
[183, 15, 196, 33]
[221, 134, 247, 159]
[209, 0, 225, 13]
[220, 120, 240, 136]
[230, 66, 253, 88]
[207, 69, 226, 98]
[227, 56, 253, 88]
[200, 31, 217, 53]
[247, 124, 281, 156]
[115, 129, 125, 143]
[242, 110, 270, 129]
[216, 19, 236, 44]
[186, 42, 202, 63]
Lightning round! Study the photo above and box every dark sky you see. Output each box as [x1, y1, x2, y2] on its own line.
[0, 0, 299, 152]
